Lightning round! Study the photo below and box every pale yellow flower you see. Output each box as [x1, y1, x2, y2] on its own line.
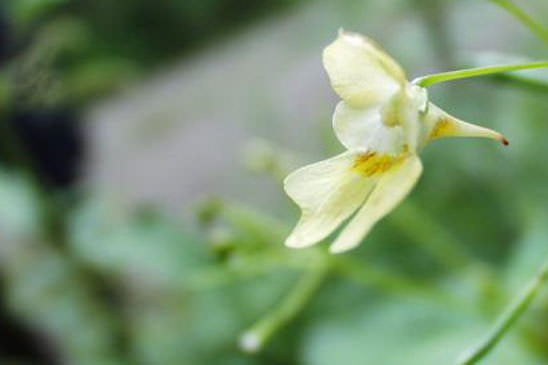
[284, 30, 508, 254]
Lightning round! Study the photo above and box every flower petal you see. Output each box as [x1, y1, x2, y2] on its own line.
[323, 30, 406, 108]
[332, 100, 405, 153]
[329, 154, 423, 253]
[422, 103, 508, 147]
[284, 152, 376, 248]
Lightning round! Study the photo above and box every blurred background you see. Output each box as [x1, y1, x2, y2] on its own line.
[1, 0, 548, 364]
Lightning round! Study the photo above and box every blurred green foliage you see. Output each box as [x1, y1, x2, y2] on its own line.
[2, 0, 305, 107]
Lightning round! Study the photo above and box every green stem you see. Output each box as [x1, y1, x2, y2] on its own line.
[457, 256, 548, 365]
[239, 264, 327, 353]
[412, 62, 548, 87]
[208, 201, 469, 308]
[488, 0, 548, 45]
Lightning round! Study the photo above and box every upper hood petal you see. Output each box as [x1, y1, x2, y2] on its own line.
[323, 30, 406, 108]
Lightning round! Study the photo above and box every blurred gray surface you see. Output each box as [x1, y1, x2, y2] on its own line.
[81, 0, 538, 215]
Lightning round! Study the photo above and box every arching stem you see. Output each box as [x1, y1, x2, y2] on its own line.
[413, 62, 548, 87]
[457, 255, 548, 364]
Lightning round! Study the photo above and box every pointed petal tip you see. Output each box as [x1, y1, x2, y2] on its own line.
[329, 236, 362, 254]
[488, 131, 509, 146]
[285, 234, 313, 249]
[284, 236, 300, 249]
[493, 132, 509, 146]
[328, 244, 347, 254]
[491, 131, 509, 146]
[285, 242, 302, 249]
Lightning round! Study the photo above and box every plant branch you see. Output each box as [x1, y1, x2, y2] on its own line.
[488, 0, 548, 45]
[412, 62, 548, 87]
[457, 255, 548, 364]
[239, 264, 328, 353]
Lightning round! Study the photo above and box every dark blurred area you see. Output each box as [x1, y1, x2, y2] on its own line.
[0, 14, 10, 64]
[1, 1, 304, 363]
[1, 0, 548, 364]
[0, 0, 302, 189]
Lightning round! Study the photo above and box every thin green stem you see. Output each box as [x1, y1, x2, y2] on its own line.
[239, 264, 328, 353]
[208, 201, 471, 308]
[488, 0, 548, 45]
[412, 62, 548, 87]
[457, 256, 548, 365]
